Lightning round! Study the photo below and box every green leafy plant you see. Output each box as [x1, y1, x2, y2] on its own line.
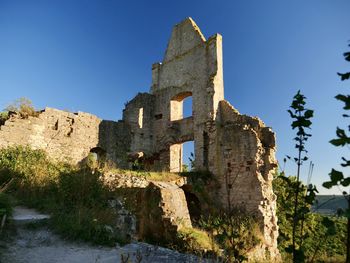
[199, 209, 261, 262]
[323, 42, 350, 262]
[273, 173, 345, 262]
[286, 90, 316, 262]
[188, 152, 195, 171]
[0, 146, 126, 245]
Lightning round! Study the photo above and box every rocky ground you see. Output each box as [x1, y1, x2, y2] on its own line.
[0, 207, 208, 263]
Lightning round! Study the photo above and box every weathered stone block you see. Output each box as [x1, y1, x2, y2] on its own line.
[139, 182, 192, 243]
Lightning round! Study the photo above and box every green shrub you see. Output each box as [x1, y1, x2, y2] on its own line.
[176, 227, 220, 255]
[0, 145, 59, 182]
[274, 173, 346, 261]
[199, 210, 262, 262]
[0, 145, 61, 210]
[58, 168, 106, 208]
[0, 146, 125, 246]
[51, 207, 117, 246]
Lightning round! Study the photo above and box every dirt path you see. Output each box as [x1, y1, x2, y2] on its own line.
[0, 207, 205, 263]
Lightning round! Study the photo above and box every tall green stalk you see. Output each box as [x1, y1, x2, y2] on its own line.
[287, 91, 314, 262]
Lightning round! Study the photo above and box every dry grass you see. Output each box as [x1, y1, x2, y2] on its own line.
[101, 166, 183, 182]
[177, 227, 221, 255]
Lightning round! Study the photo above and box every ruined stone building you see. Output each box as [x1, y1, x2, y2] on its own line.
[0, 18, 279, 258]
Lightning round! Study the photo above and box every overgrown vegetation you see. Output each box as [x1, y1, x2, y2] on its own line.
[0, 146, 122, 245]
[0, 97, 38, 126]
[176, 227, 220, 256]
[323, 42, 350, 262]
[169, 208, 262, 262]
[274, 173, 346, 262]
[4, 97, 38, 118]
[199, 210, 262, 262]
[272, 88, 347, 263]
[180, 168, 262, 261]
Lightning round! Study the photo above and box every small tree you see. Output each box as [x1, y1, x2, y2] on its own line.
[323, 43, 350, 263]
[5, 97, 37, 118]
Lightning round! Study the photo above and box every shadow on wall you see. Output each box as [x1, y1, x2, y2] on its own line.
[96, 120, 131, 169]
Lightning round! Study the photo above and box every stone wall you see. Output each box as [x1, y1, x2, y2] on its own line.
[210, 100, 279, 257]
[0, 107, 129, 167]
[122, 93, 155, 156]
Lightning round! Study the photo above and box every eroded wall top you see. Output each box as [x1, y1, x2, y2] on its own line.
[163, 17, 206, 63]
[150, 17, 224, 123]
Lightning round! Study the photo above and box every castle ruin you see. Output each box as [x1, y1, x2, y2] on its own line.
[0, 18, 279, 258]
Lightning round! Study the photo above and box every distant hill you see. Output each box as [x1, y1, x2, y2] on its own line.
[312, 195, 347, 215]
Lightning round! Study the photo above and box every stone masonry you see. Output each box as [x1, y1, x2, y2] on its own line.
[0, 18, 279, 259]
[124, 18, 224, 172]
[0, 108, 130, 167]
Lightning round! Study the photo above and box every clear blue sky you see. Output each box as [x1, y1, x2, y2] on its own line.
[0, 0, 349, 194]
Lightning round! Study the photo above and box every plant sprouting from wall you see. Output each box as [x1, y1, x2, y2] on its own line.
[4, 97, 38, 119]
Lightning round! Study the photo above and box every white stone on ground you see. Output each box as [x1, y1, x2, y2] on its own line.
[12, 206, 50, 223]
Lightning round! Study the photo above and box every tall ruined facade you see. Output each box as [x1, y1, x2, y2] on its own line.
[0, 18, 279, 258]
[124, 18, 223, 172]
[123, 17, 279, 257]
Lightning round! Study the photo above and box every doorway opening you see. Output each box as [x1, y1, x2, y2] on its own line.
[169, 140, 194, 172]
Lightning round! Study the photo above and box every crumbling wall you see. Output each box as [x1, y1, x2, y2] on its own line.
[208, 100, 279, 258]
[123, 18, 224, 172]
[122, 93, 155, 156]
[0, 107, 129, 167]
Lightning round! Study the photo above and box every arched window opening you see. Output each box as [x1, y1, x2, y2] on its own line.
[89, 147, 106, 164]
